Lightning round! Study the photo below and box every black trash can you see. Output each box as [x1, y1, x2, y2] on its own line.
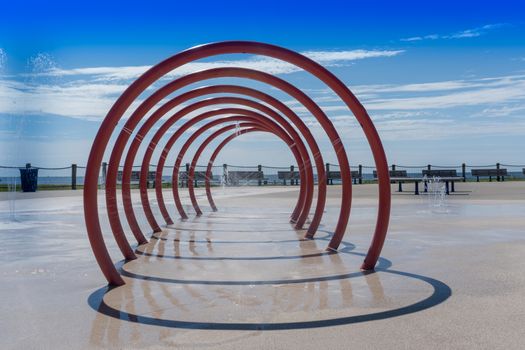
[19, 166, 38, 192]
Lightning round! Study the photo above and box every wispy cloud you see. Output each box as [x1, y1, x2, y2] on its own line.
[401, 23, 507, 42]
[28, 49, 404, 80]
[363, 77, 525, 110]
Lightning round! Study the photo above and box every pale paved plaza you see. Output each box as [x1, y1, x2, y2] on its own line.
[1, 182, 524, 349]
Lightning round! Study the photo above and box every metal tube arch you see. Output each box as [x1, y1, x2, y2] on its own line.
[84, 41, 389, 286]
[161, 113, 309, 220]
[182, 119, 307, 217]
[139, 97, 314, 228]
[116, 82, 326, 247]
[139, 103, 314, 227]
[204, 129, 261, 211]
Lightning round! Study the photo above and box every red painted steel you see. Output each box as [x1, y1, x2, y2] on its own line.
[204, 129, 258, 211]
[83, 41, 390, 285]
[138, 102, 313, 228]
[181, 120, 306, 217]
[157, 113, 309, 220]
[108, 67, 341, 258]
[118, 85, 326, 243]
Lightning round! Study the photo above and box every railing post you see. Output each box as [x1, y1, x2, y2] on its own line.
[326, 163, 330, 185]
[496, 162, 501, 182]
[185, 163, 193, 188]
[101, 162, 107, 189]
[462, 163, 466, 182]
[223, 164, 228, 186]
[71, 164, 77, 190]
[258, 165, 262, 186]
[358, 164, 363, 184]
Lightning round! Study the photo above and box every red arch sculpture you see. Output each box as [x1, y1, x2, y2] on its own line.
[119, 85, 324, 237]
[83, 41, 391, 286]
[139, 103, 315, 227]
[149, 108, 313, 222]
[171, 116, 307, 217]
[189, 126, 281, 213]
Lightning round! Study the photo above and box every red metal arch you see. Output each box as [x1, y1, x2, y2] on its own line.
[171, 117, 307, 218]
[188, 125, 291, 214]
[203, 129, 266, 211]
[116, 83, 329, 245]
[120, 84, 327, 238]
[84, 41, 390, 286]
[157, 111, 310, 221]
[142, 103, 314, 224]
[187, 123, 303, 215]
[106, 67, 349, 261]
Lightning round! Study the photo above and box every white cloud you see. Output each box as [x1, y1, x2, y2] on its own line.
[401, 23, 507, 42]
[481, 105, 525, 117]
[364, 78, 525, 110]
[302, 49, 403, 61]
[28, 49, 404, 81]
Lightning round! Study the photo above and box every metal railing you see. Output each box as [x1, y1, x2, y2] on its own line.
[1, 162, 524, 191]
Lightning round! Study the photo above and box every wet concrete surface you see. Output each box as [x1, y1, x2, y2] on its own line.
[1, 183, 524, 349]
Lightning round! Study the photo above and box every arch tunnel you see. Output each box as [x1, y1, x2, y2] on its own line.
[83, 41, 391, 286]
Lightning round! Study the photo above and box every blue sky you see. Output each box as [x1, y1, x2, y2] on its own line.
[1, 0, 525, 173]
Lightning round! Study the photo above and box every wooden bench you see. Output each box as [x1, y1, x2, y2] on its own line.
[117, 170, 156, 188]
[179, 171, 210, 187]
[471, 169, 507, 182]
[422, 169, 463, 194]
[277, 171, 299, 185]
[373, 170, 418, 193]
[227, 171, 264, 186]
[327, 171, 361, 185]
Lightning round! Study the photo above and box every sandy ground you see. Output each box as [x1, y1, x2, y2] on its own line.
[0, 182, 524, 349]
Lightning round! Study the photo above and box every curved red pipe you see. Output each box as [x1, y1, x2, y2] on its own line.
[84, 41, 389, 286]
[167, 116, 307, 220]
[118, 85, 326, 245]
[107, 67, 342, 264]
[204, 129, 259, 211]
[143, 105, 313, 226]
[182, 120, 306, 218]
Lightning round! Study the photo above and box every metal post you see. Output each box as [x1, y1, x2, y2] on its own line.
[496, 162, 500, 182]
[71, 164, 77, 190]
[326, 163, 331, 185]
[223, 163, 228, 186]
[358, 164, 362, 184]
[462, 163, 466, 182]
[101, 162, 107, 189]
[185, 163, 192, 188]
[258, 165, 262, 186]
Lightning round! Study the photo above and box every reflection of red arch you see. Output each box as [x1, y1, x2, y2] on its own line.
[83, 41, 391, 286]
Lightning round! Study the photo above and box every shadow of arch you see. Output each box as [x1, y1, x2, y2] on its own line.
[88, 266, 451, 330]
[118, 252, 390, 286]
